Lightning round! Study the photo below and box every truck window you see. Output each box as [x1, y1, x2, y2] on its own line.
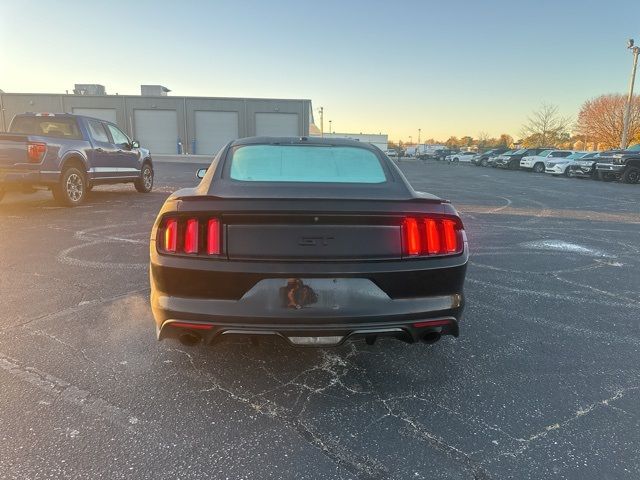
[10, 116, 82, 139]
[106, 124, 130, 146]
[87, 120, 110, 143]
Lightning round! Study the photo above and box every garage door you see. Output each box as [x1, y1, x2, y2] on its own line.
[133, 109, 178, 154]
[255, 113, 299, 137]
[72, 108, 117, 124]
[194, 111, 239, 155]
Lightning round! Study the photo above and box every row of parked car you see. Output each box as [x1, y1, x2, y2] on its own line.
[432, 146, 640, 184]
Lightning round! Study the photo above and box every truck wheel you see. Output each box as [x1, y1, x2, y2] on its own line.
[135, 163, 154, 193]
[622, 166, 640, 184]
[53, 167, 87, 207]
[533, 162, 545, 173]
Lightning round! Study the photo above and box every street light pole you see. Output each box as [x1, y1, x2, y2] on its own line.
[418, 128, 421, 145]
[621, 39, 639, 149]
[319, 107, 324, 138]
[329, 120, 332, 134]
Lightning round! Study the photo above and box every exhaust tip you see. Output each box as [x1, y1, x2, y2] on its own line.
[421, 332, 441, 344]
[178, 333, 201, 347]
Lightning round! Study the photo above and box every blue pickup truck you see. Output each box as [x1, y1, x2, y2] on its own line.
[0, 113, 153, 206]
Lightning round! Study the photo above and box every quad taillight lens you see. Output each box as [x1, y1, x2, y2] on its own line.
[402, 217, 463, 257]
[159, 217, 221, 255]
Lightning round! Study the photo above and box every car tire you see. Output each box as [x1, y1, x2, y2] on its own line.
[52, 167, 87, 207]
[509, 160, 519, 170]
[135, 163, 154, 193]
[622, 166, 640, 184]
[480, 159, 488, 167]
[533, 162, 545, 173]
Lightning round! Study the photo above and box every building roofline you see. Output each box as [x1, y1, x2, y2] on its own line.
[0, 91, 312, 103]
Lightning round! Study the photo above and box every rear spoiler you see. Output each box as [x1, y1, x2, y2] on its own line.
[176, 195, 447, 204]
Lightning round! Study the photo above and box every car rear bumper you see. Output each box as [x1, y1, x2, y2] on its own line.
[150, 255, 467, 346]
[153, 290, 463, 346]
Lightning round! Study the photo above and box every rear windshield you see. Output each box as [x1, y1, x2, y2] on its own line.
[228, 144, 387, 183]
[10, 116, 82, 139]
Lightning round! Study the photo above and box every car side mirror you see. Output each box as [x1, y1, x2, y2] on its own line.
[196, 168, 207, 179]
[131, 140, 140, 149]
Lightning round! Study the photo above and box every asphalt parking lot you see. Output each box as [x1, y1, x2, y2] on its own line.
[1, 159, 639, 480]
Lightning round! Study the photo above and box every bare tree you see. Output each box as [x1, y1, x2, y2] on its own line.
[477, 131, 490, 149]
[520, 103, 572, 147]
[576, 94, 640, 149]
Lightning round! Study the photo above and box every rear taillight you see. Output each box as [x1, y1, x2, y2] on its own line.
[207, 219, 220, 255]
[184, 219, 199, 254]
[27, 142, 47, 163]
[403, 218, 420, 256]
[164, 219, 178, 253]
[402, 216, 464, 257]
[159, 216, 221, 256]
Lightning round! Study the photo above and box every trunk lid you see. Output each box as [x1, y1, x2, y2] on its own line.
[225, 214, 402, 261]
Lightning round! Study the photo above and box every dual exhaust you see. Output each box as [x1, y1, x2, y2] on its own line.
[178, 331, 442, 347]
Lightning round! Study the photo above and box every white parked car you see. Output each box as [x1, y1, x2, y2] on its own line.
[445, 151, 476, 163]
[544, 152, 595, 176]
[520, 149, 574, 173]
[385, 149, 398, 158]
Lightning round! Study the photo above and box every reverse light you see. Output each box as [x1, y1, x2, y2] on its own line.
[27, 142, 47, 163]
[402, 216, 463, 257]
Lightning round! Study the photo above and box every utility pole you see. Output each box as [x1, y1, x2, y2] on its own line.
[409, 135, 413, 145]
[319, 107, 324, 138]
[621, 39, 640, 149]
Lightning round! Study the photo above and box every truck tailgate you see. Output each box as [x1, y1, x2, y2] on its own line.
[0, 134, 30, 168]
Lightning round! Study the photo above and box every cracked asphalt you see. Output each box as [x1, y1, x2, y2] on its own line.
[0, 159, 639, 479]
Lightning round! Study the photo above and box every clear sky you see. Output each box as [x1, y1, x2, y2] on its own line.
[1, 0, 639, 141]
